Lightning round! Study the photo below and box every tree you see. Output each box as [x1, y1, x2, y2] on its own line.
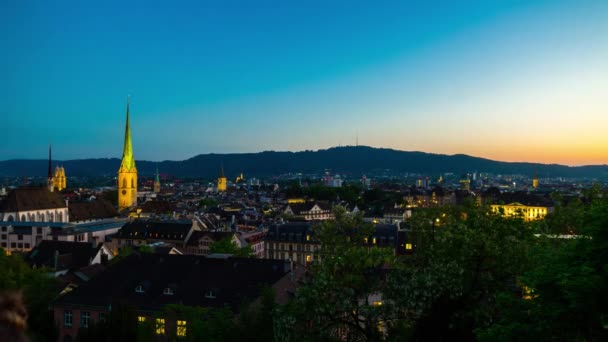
[477, 197, 608, 341]
[276, 207, 395, 341]
[209, 237, 255, 258]
[383, 205, 535, 340]
[0, 249, 58, 342]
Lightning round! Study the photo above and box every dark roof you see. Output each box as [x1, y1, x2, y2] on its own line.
[285, 201, 331, 214]
[54, 253, 289, 312]
[69, 199, 118, 222]
[27, 240, 99, 270]
[492, 192, 554, 207]
[266, 222, 317, 243]
[186, 231, 233, 246]
[140, 200, 176, 214]
[116, 219, 193, 241]
[0, 187, 66, 212]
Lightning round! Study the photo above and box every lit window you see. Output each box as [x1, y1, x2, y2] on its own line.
[405, 243, 413, 250]
[64, 310, 72, 327]
[177, 320, 187, 337]
[372, 301, 383, 306]
[306, 255, 312, 263]
[163, 288, 174, 295]
[372, 237, 376, 244]
[138, 316, 146, 324]
[135, 285, 144, 293]
[306, 234, 310, 241]
[204, 290, 216, 299]
[81, 311, 90, 328]
[364, 237, 368, 244]
[155, 318, 165, 335]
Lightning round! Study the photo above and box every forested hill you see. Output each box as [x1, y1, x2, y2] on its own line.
[1, 146, 606, 179]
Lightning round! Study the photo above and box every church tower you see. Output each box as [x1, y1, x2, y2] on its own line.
[532, 172, 539, 189]
[118, 97, 138, 210]
[217, 164, 227, 192]
[47, 144, 54, 192]
[154, 165, 161, 193]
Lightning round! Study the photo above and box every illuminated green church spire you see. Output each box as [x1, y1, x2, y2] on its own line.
[119, 96, 136, 171]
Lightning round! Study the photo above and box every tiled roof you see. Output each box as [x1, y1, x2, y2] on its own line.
[27, 240, 99, 270]
[53, 253, 289, 312]
[266, 222, 318, 243]
[68, 199, 118, 222]
[0, 187, 66, 212]
[116, 219, 193, 241]
[186, 231, 234, 246]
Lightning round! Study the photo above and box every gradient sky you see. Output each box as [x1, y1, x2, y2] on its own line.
[1, 0, 607, 165]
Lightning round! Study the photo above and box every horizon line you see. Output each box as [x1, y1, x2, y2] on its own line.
[0, 145, 606, 168]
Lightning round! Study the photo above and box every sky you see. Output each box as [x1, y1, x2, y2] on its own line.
[1, 0, 607, 165]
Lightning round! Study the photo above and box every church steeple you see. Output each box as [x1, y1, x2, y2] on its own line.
[217, 163, 227, 192]
[153, 165, 161, 193]
[47, 144, 54, 192]
[119, 97, 136, 172]
[118, 96, 138, 210]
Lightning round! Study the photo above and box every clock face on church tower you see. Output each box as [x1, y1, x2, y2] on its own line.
[122, 190, 127, 195]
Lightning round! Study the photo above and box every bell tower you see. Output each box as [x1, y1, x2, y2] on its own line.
[118, 97, 138, 210]
[217, 164, 227, 192]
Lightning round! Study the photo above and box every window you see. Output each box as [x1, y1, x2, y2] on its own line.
[17, 235, 23, 241]
[17, 243, 23, 249]
[137, 316, 146, 324]
[1, 243, 5, 248]
[405, 243, 413, 250]
[64, 310, 73, 327]
[135, 285, 144, 293]
[204, 290, 216, 299]
[1, 226, 6, 232]
[372, 301, 383, 306]
[177, 320, 187, 337]
[36, 227, 42, 235]
[155, 318, 165, 335]
[99, 312, 106, 322]
[81, 311, 90, 328]
[24, 243, 30, 249]
[1, 234, 6, 240]
[372, 237, 376, 244]
[306, 234, 310, 241]
[306, 255, 312, 263]
[163, 288, 174, 295]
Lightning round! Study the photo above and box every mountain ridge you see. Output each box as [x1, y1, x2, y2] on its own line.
[0, 146, 606, 179]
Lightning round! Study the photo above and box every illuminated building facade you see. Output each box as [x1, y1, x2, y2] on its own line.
[217, 165, 227, 192]
[117, 98, 138, 210]
[490, 202, 552, 221]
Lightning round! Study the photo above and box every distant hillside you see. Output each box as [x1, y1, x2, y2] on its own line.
[0, 146, 606, 179]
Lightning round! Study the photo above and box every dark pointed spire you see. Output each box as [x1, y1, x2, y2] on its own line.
[219, 163, 225, 178]
[48, 144, 52, 179]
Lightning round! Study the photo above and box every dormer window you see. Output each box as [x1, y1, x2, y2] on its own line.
[204, 290, 216, 299]
[163, 288, 174, 295]
[135, 285, 144, 293]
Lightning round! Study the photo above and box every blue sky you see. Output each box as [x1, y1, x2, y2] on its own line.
[1, 0, 607, 165]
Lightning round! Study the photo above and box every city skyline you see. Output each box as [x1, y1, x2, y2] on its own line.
[2, 1, 608, 166]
